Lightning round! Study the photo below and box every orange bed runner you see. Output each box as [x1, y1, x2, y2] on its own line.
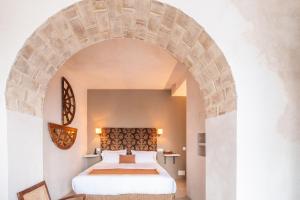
[89, 168, 159, 175]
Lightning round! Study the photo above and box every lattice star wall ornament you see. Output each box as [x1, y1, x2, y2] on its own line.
[62, 77, 76, 125]
[48, 77, 78, 150]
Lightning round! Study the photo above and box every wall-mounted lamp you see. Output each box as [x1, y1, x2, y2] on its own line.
[157, 128, 163, 137]
[95, 128, 102, 155]
[95, 128, 102, 135]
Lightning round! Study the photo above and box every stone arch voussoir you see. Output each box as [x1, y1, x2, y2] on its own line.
[5, 0, 236, 118]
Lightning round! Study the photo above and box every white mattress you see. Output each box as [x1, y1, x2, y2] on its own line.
[72, 162, 176, 195]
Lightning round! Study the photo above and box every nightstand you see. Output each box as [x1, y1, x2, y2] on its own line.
[83, 154, 101, 168]
[163, 154, 181, 164]
[83, 154, 100, 158]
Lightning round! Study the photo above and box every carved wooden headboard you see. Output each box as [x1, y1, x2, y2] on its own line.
[100, 128, 157, 153]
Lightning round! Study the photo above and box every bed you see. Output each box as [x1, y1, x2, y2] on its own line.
[72, 128, 176, 200]
[72, 161, 176, 199]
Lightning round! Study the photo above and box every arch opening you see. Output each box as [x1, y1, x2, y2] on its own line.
[4, 0, 237, 200]
[5, 0, 236, 118]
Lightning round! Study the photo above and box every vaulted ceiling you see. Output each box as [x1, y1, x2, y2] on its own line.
[62, 39, 187, 91]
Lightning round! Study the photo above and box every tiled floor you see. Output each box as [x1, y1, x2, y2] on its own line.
[175, 179, 190, 200]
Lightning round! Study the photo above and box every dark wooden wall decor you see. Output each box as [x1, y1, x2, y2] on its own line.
[48, 77, 77, 150]
[62, 77, 76, 126]
[100, 128, 157, 154]
[48, 123, 77, 150]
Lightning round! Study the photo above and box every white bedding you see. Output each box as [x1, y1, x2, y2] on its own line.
[72, 162, 176, 195]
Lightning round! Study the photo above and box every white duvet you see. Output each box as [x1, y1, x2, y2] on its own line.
[72, 162, 176, 195]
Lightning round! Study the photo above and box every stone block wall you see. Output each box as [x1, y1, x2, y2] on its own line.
[5, 0, 236, 117]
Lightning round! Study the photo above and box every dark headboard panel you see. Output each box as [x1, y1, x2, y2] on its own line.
[100, 128, 157, 153]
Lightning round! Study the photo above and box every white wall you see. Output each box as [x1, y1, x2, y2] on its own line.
[1, 0, 300, 200]
[186, 73, 206, 200]
[206, 111, 237, 200]
[7, 111, 43, 200]
[43, 67, 87, 199]
[162, 1, 300, 200]
[0, 64, 9, 200]
[0, 0, 74, 197]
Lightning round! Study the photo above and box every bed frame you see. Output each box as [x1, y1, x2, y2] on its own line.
[84, 128, 175, 200]
[86, 194, 175, 200]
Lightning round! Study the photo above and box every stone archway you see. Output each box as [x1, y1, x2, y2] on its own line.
[5, 0, 236, 117]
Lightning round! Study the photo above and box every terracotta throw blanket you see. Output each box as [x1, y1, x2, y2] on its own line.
[89, 169, 159, 175]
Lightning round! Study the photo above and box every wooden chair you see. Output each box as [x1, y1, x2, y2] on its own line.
[17, 181, 86, 200]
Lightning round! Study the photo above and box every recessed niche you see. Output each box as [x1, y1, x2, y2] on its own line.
[198, 132, 206, 143]
[198, 144, 205, 157]
[198, 133, 206, 157]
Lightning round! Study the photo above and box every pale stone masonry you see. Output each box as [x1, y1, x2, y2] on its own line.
[5, 0, 236, 118]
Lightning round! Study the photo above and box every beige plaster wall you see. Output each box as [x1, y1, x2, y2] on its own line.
[43, 67, 87, 199]
[0, 64, 8, 200]
[206, 111, 237, 200]
[87, 89, 186, 179]
[186, 73, 206, 200]
[7, 111, 43, 200]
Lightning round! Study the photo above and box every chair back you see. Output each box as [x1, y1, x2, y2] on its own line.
[17, 181, 51, 200]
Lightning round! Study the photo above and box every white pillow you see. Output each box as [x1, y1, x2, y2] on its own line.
[101, 150, 127, 163]
[131, 150, 157, 163]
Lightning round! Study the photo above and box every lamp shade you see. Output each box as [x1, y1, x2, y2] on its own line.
[157, 128, 163, 136]
[95, 128, 102, 134]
